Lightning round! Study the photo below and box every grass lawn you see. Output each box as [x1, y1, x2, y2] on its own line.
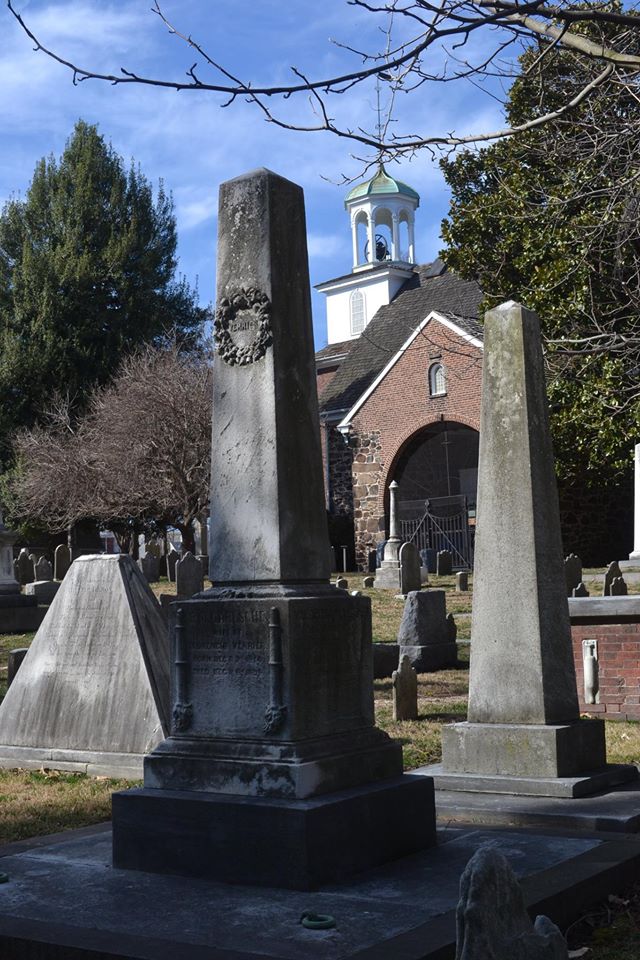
[0, 571, 638, 954]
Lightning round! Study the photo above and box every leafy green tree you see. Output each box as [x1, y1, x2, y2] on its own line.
[0, 120, 205, 467]
[441, 34, 640, 484]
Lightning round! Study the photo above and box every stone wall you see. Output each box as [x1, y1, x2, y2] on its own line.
[572, 621, 640, 721]
[328, 426, 355, 517]
[352, 431, 384, 569]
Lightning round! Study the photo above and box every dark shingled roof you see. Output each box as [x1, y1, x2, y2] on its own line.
[318, 263, 482, 417]
[315, 339, 352, 364]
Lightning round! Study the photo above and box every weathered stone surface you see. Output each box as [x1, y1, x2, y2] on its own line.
[374, 482, 403, 590]
[175, 551, 203, 598]
[436, 550, 453, 576]
[456, 571, 468, 592]
[398, 591, 457, 671]
[565, 553, 582, 596]
[399, 542, 421, 595]
[24, 580, 60, 604]
[35, 556, 52, 581]
[0, 555, 169, 777]
[392, 655, 418, 721]
[455, 846, 568, 960]
[572, 582, 589, 597]
[137, 555, 160, 584]
[209, 169, 330, 585]
[373, 642, 400, 679]
[603, 561, 622, 596]
[54, 543, 71, 581]
[16, 548, 34, 585]
[167, 548, 179, 583]
[439, 302, 625, 794]
[610, 575, 628, 596]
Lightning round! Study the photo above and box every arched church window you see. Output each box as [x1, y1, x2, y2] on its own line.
[429, 362, 446, 397]
[350, 289, 366, 335]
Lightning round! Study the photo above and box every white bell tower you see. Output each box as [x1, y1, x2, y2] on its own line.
[316, 164, 420, 345]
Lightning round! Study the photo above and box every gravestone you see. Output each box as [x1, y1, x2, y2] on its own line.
[603, 561, 622, 596]
[0, 516, 41, 632]
[432, 302, 635, 796]
[54, 544, 71, 581]
[436, 550, 453, 576]
[7, 648, 28, 688]
[376, 540, 386, 568]
[374, 483, 403, 590]
[137, 554, 160, 584]
[0, 555, 170, 778]
[399, 541, 421, 595]
[456, 571, 468, 592]
[564, 553, 582, 596]
[146, 541, 161, 559]
[572, 582, 589, 597]
[175, 551, 203, 598]
[112, 168, 435, 890]
[16, 549, 34, 585]
[35, 557, 52, 581]
[455, 847, 568, 960]
[421, 548, 437, 574]
[166, 548, 180, 583]
[397, 590, 458, 671]
[392, 655, 418, 721]
[363, 575, 375, 589]
[335, 577, 348, 590]
[610, 575, 628, 596]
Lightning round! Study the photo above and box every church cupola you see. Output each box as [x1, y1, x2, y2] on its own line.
[345, 164, 420, 272]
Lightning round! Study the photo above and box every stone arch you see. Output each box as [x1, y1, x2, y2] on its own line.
[376, 414, 481, 529]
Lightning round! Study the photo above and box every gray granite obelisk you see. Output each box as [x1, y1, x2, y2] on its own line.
[112, 169, 435, 889]
[432, 302, 636, 796]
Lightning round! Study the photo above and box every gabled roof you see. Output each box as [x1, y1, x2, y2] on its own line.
[315, 340, 352, 366]
[318, 262, 482, 417]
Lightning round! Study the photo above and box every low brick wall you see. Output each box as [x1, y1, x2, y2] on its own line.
[570, 597, 640, 721]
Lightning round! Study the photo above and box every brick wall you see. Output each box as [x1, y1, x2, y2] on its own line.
[572, 622, 640, 721]
[349, 319, 482, 568]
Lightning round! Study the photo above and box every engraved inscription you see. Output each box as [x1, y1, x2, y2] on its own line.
[214, 287, 272, 366]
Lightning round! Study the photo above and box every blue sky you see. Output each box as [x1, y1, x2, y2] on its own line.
[1, 1, 505, 347]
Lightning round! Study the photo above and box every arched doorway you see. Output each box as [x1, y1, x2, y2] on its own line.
[391, 421, 479, 567]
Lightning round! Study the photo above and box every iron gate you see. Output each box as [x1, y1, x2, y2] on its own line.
[399, 495, 473, 570]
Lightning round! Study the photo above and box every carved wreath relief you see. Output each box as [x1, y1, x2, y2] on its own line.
[214, 287, 272, 366]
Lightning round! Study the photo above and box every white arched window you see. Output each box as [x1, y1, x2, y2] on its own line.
[429, 362, 446, 397]
[350, 289, 366, 335]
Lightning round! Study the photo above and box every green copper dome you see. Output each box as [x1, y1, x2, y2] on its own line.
[344, 164, 420, 207]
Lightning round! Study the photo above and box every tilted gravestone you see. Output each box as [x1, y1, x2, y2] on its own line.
[436, 550, 453, 576]
[0, 555, 169, 778]
[392, 655, 418, 721]
[433, 302, 635, 797]
[399, 541, 421, 595]
[564, 553, 582, 596]
[175, 551, 203, 598]
[112, 168, 435, 890]
[54, 544, 71, 581]
[397, 590, 457, 671]
[455, 847, 568, 960]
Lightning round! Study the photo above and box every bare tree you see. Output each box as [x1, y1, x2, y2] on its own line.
[7, 0, 640, 156]
[12, 343, 212, 554]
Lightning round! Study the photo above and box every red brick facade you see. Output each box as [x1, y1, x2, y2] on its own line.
[318, 316, 483, 569]
[572, 621, 640, 721]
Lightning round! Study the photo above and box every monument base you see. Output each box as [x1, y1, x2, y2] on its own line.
[400, 642, 458, 672]
[374, 560, 401, 590]
[112, 774, 436, 890]
[441, 719, 610, 780]
[421, 762, 638, 798]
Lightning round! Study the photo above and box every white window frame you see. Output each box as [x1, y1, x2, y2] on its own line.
[350, 289, 366, 336]
[429, 362, 446, 397]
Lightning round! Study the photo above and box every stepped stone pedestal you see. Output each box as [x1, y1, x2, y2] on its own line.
[425, 302, 637, 801]
[112, 169, 435, 890]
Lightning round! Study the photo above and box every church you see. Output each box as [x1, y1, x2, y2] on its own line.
[315, 166, 484, 571]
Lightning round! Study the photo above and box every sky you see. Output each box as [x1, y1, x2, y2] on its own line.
[0, 0, 506, 348]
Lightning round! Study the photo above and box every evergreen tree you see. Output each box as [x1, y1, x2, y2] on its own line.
[0, 120, 205, 466]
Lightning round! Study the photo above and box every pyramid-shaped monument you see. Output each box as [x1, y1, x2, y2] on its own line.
[0, 555, 169, 778]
